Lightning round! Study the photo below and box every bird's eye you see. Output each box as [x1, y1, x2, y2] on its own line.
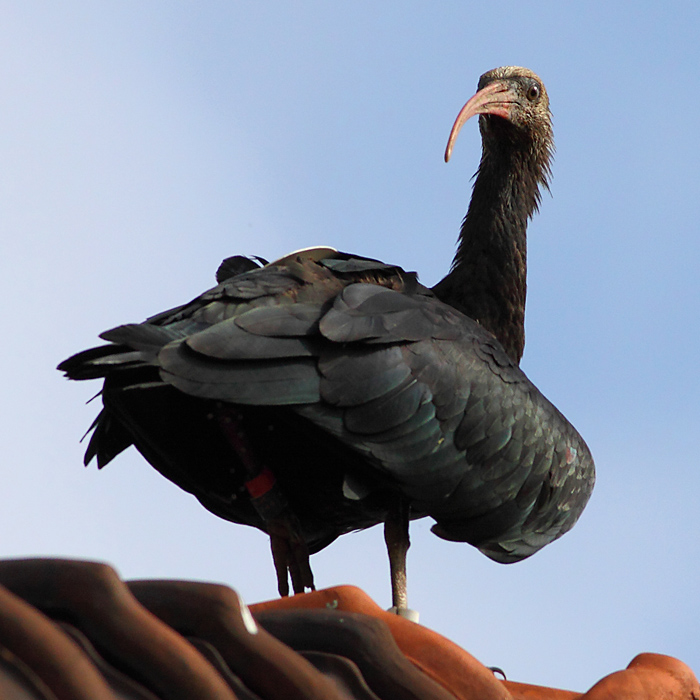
[526, 83, 540, 101]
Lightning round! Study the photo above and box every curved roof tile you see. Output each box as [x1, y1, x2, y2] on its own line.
[0, 559, 696, 700]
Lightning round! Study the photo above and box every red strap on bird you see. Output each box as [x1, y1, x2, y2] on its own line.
[245, 467, 277, 499]
[215, 404, 277, 499]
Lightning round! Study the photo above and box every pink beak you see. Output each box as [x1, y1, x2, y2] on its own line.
[444, 81, 515, 162]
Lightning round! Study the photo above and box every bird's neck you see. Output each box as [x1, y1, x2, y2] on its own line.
[434, 145, 544, 364]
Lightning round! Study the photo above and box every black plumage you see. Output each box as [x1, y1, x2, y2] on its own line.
[59, 67, 594, 611]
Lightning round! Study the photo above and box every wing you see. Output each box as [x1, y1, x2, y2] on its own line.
[304, 283, 595, 561]
[57, 249, 427, 545]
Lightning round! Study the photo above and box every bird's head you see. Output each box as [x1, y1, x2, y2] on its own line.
[445, 66, 553, 190]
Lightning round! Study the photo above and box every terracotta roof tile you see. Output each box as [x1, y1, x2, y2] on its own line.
[0, 581, 115, 700]
[250, 586, 508, 700]
[0, 559, 237, 700]
[128, 579, 353, 700]
[0, 558, 697, 700]
[578, 653, 700, 700]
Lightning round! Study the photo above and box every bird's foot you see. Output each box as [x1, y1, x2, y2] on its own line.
[267, 510, 315, 597]
[248, 476, 315, 596]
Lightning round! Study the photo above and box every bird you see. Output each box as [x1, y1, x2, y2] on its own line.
[59, 67, 595, 614]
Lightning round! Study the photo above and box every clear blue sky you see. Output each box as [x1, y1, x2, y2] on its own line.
[1, 2, 698, 691]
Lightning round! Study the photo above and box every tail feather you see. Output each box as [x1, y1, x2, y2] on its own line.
[84, 409, 133, 468]
[99, 323, 183, 350]
[58, 345, 133, 380]
[59, 324, 183, 380]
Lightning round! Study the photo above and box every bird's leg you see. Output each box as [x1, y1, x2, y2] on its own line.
[252, 481, 315, 596]
[216, 404, 315, 597]
[384, 496, 410, 612]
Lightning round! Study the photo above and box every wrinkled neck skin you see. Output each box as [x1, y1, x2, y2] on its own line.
[433, 138, 544, 365]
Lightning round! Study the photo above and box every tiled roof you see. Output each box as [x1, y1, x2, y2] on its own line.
[0, 558, 696, 700]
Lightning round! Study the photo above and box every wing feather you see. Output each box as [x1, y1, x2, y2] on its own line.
[158, 341, 320, 404]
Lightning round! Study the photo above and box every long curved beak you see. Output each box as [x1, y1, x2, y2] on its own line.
[444, 80, 515, 162]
